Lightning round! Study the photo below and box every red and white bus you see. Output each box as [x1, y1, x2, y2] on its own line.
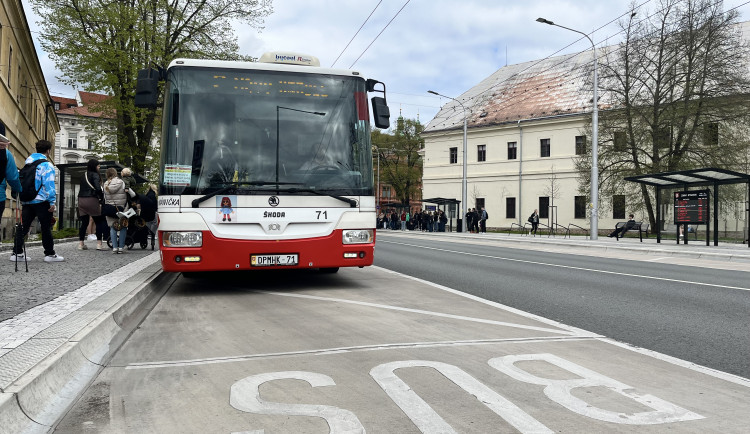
[135, 52, 390, 273]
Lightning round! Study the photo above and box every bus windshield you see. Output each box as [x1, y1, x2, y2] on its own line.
[159, 66, 374, 197]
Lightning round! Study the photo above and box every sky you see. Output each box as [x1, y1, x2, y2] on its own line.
[21, 0, 750, 129]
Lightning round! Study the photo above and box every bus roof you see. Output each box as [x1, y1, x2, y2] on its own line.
[167, 58, 364, 78]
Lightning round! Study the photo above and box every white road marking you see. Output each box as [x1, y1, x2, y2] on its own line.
[256, 290, 573, 335]
[377, 266, 750, 389]
[380, 240, 750, 292]
[646, 257, 670, 262]
[125, 337, 593, 369]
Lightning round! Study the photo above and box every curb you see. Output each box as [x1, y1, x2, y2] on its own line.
[0, 266, 177, 433]
[402, 232, 750, 263]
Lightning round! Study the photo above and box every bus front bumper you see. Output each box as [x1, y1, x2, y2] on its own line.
[158, 229, 375, 272]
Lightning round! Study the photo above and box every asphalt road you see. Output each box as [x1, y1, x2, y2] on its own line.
[374, 232, 750, 379]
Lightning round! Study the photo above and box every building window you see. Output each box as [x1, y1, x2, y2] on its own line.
[477, 144, 486, 162]
[8, 46, 12, 85]
[449, 147, 458, 164]
[539, 197, 549, 219]
[507, 142, 517, 160]
[475, 198, 485, 210]
[540, 138, 550, 158]
[655, 125, 672, 148]
[613, 195, 626, 219]
[506, 197, 516, 219]
[54, 102, 60, 110]
[575, 135, 586, 155]
[613, 131, 627, 151]
[68, 138, 77, 149]
[574, 196, 587, 219]
[382, 186, 391, 198]
[703, 122, 719, 146]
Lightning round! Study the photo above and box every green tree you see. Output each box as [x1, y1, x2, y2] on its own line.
[372, 117, 424, 209]
[576, 0, 750, 228]
[31, 0, 272, 177]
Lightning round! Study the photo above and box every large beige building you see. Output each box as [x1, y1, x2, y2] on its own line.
[423, 51, 606, 233]
[0, 0, 59, 240]
[423, 34, 750, 238]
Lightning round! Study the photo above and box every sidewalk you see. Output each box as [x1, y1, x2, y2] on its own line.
[387, 229, 750, 263]
[0, 239, 176, 433]
[0, 232, 747, 432]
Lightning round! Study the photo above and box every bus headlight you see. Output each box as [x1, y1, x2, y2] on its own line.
[163, 231, 203, 247]
[342, 229, 373, 244]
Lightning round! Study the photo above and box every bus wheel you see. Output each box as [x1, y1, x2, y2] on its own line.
[320, 267, 339, 274]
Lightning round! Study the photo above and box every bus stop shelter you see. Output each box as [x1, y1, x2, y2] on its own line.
[423, 197, 461, 232]
[56, 161, 149, 230]
[624, 168, 750, 247]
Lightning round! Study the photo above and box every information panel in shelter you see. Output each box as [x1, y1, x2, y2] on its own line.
[674, 190, 709, 224]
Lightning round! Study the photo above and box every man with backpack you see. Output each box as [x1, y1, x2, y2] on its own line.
[10, 140, 64, 262]
[0, 134, 22, 218]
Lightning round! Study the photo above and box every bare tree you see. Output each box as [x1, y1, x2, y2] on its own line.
[576, 0, 750, 228]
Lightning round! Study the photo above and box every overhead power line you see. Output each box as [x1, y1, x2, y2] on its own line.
[331, 0, 383, 68]
[349, 0, 411, 69]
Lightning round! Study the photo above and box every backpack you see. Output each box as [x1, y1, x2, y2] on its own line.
[18, 159, 46, 202]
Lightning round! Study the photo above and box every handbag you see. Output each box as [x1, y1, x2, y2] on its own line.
[527, 215, 534, 223]
[84, 173, 103, 216]
[101, 203, 119, 217]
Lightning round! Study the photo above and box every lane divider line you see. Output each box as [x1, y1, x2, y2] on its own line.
[379, 240, 750, 292]
[255, 290, 574, 335]
[124, 336, 594, 369]
[374, 265, 750, 388]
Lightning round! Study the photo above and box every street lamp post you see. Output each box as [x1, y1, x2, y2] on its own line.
[536, 17, 599, 239]
[428, 90, 468, 233]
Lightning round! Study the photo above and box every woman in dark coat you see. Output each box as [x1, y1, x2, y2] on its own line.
[529, 209, 540, 236]
[77, 159, 107, 250]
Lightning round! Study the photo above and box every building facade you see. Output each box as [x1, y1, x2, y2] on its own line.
[0, 0, 60, 240]
[423, 36, 749, 238]
[52, 91, 116, 164]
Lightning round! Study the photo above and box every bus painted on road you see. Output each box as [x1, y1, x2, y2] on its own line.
[135, 52, 390, 273]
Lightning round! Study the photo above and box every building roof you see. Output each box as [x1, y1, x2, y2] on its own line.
[53, 91, 114, 119]
[425, 51, 595, 133]
[425, 20, 750, 134]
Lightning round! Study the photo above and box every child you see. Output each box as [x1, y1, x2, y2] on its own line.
[120, 167, 138, 199]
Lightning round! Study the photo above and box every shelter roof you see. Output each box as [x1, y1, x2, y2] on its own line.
[56, 160, 149, 184]
[422, 197, 461, 205]
[624, 168, 750, 187]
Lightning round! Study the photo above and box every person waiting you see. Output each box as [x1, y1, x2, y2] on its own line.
[608, 214, 636, 238]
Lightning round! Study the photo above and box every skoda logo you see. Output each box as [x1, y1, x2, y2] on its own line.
[268, 196, 280, 207]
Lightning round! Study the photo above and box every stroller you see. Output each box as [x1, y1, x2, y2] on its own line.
[106, 211, 155, 250]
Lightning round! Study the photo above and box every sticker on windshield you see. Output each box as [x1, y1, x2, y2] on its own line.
[164, 164, 191, 186]
[217, 195, 237, 222]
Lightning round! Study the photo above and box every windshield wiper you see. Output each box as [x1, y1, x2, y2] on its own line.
[191, 181, 303, 208]
[276, 187, 358, 208]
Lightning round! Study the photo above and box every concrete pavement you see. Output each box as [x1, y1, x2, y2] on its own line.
[0, 232, 747, 432]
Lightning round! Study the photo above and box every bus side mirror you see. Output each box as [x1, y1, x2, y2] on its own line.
[371, 97, 390, 129]
[135, 68, 160, 109]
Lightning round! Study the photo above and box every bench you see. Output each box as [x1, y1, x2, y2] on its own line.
[613, 221, 650, 242]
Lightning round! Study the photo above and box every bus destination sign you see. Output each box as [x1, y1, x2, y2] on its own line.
[674, 190, 709, 224]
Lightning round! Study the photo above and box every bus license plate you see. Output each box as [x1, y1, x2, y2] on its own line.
[251, 254, 299, 267]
